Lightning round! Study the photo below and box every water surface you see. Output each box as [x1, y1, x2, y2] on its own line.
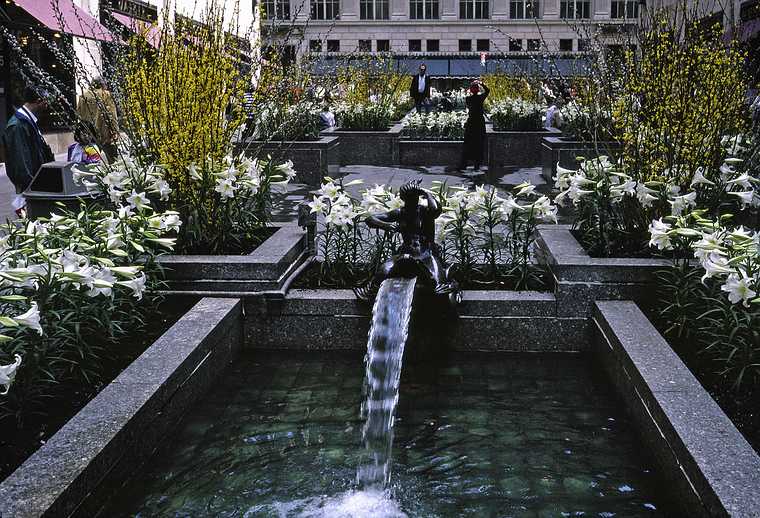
[107, 351, 669, 517]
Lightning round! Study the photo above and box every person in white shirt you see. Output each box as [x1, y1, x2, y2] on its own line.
[544, 97, 564, 130]
[409, 64, 432, 114]
[319, 105, 336, 129]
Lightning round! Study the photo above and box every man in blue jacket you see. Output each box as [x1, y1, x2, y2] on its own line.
[2, 87, 54, 207]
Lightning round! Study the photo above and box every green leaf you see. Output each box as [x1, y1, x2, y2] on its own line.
[0, 295, 27, 302]
[0, 316, 19, 327]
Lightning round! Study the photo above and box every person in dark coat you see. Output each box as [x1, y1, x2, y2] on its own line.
[2, 87, 54, 213]
[459, 80, 490, 171]
[410, 64, 432, 114]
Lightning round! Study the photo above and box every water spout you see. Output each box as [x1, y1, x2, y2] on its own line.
[357, 277, 417, 489]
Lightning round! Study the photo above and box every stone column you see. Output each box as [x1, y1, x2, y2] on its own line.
[492, 0, 509, 20]
[341, 0, 360, 20]
[594, 0, 611, 19]
[542, 0, 559, 19]
[292, 0, 311, 21]
[442, 0, 458, 20]
[392, 0, 409, 20]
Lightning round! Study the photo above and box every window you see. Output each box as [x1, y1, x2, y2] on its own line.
[527, 39, 541, 51]
[560, 0, 590, 19]
[263, 0, 290, 19]
[377, 39, 390, 52]
[509, 39, 522, 51]
[311, 0, 340, 20]
[327, 39, 340, 52]
[358, 40, 372, 52]
[459, 39, 472, 52]
[460, 0, 489, 19]
[427, 39, 440, 52]
[409, 39, 422, 52]
[410, 0, 440, 19]
[361, 0, 390, 19]
[559, 38, 573, 51]
[510, 0, 540, 18]
[309, 39, 323, 52]
[611, 0, 638, 18]
[476, 39, 490, 51]
[578, 38, 591, 51]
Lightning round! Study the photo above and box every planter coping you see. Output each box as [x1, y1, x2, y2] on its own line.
[0, 297, 242, 518]
[487, 126, 561, 135]
[594, 300, 760, 516]
[537, 224, 671, 269]
[159, 224, 304, 266]
[239, 135, 339, 148]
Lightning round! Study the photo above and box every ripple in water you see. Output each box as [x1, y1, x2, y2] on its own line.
[246, 489, 407, 518]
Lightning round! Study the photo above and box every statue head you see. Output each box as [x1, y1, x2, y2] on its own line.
[399, 180, 422, 206]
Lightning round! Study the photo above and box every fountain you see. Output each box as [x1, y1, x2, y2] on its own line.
[356, 180, 460, 489]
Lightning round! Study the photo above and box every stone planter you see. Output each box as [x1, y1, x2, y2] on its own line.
[158, 224, 308, 294]
[399, 139, 468, 167]
[487, 126, 560, 170]
[321, 123, 403, 165]
[593, 301, 760, 516]
[0, 297, 243, 518]
[236, 136, 339, 186]
[535, 224, 670, 317]
[540, 136, 623, 183]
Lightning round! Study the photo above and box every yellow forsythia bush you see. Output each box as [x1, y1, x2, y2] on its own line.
[614, 18, 748, 184]
[122, 12, 246, 201]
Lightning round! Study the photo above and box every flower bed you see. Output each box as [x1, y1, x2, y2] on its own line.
[0, 295, 197, 481]
[301, 180, 557, 291]
[488, 98, 544, 131]
[401, 112, 468, 140]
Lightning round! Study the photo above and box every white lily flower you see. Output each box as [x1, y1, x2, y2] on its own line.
[162, 213, 182, 232]
[188, 163, 202, 181]
[0, 355, 22, 395]
[729, 190, 756, 208]
[727, 173, 753, 189]
[648, 218, 673, 250]
[276, 160, 297, 181]
[13, 302, 42, 335]
[721, 273, 757, 307]
[308, 197, 327, 215]
[117, 273, 147, 300]
[214, 178, 236, 199]
[668, 191, 697, 216]
[126, 190, 150, 211]
[690, 168, 715, 187]
[700, 252, 733, 283]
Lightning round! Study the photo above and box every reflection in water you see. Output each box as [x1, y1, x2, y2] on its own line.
[357, 278, 417, 488]
[105, 352, 669, 517]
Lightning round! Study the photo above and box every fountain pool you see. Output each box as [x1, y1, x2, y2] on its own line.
[103, 351, 671, 517]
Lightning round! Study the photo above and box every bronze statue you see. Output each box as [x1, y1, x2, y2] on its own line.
[355, 179, 461, 305]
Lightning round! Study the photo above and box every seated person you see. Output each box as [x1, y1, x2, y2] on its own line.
[319, 105, 336, 129]
[67, 122, 103, 165]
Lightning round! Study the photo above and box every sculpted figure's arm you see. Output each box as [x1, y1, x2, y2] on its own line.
[424, 190, 441, 219]
[366, 209, 400, 232]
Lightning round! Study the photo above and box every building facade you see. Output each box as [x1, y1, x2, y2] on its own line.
[264, 0, 641, 60]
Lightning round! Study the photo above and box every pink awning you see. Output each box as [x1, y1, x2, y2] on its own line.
[11, 0, 115, 42]
[112, 12, 161, 48]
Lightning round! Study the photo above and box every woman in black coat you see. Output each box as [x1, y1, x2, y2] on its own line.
[459, 80, 490, 171]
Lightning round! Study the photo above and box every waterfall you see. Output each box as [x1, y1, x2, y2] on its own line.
[357, 277, 417, 489]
